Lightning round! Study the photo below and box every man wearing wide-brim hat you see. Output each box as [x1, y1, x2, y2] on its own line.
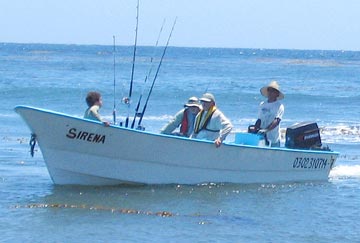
[191, 93, 233, 148]
[160, 96, 201, 137]
[254, 81, 285, 147]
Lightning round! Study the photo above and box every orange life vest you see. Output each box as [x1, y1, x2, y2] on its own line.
[180, 109, 189, 135]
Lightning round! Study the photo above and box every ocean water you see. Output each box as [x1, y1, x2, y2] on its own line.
[1, 43, 360, 242]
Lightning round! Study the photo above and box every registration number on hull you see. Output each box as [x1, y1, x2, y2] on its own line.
[293, 157, 328, 169]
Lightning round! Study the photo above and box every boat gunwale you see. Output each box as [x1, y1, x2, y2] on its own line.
[14, 105, 340, 156]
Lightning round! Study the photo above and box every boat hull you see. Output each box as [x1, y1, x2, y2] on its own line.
[15, 106, 339, 185]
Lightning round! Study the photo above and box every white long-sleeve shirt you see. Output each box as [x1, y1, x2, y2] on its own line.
[160, 108, 197, 137]
[191, 108, 233, 141]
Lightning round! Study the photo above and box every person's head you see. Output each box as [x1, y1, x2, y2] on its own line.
[86, 91, 103, 107]
[200, 93, 215, 111]
[184, 96, 201, 114]
[260, 81, 284, 102]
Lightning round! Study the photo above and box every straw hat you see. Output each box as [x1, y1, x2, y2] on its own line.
[260, 81, 284, 100]
[200, 93, 216, 103]
[184, 96, 201, 108]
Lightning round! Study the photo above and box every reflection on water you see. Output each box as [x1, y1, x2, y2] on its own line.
[10, 181, 338, 217]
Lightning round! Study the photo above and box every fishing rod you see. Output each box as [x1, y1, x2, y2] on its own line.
[125, 0, 140, 127]
[112, 35, 116, 125]
[204, 80, 212, 93]
[136, 17, 177, 130]
[131, 19, 166, 129]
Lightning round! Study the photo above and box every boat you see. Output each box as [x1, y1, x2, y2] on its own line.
[15, 105, 339, 186]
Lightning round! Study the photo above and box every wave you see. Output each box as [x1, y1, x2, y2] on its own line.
[330, 165, 360, 179]
[285, 59, 343, 67]
[320, 124, 360, 144]
[231, 122, 360, 144]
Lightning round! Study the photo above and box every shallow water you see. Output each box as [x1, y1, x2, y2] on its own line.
[1, 43, 359, 242]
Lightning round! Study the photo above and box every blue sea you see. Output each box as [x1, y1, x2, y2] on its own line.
[1, 42, 360, 243]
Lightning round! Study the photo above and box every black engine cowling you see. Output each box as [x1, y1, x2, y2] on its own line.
[285, 122, 322, 149]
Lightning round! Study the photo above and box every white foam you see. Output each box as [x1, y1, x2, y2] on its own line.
[321, 124, 360, 144]
[330, 165, 360, 179]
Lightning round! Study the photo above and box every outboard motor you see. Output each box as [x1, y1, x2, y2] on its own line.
[285, 122, 322, 149]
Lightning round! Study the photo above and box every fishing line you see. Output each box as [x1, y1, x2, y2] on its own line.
[125, 0, 140, 127]
[112, 35, 117, 125]
[137, 17, 177, 130]
[131, 18, 166, 129]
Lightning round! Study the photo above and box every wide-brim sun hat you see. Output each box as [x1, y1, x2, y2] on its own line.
[184, 96, 201, 108]
[260, 80, 284, 100]
[200, 93, 216, 103]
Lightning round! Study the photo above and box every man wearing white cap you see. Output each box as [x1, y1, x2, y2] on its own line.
[254, 81, 285, 147]
[191, 93, 233, 148]
[160, 96, 201, 137]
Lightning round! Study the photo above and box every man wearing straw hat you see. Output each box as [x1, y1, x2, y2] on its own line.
[160, 96, 201, 137]
[254, 81, 285, 147]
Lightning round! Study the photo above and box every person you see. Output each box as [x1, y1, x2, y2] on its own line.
[191, 93, 233, 148]
[252, 81, 284, 147]
[84, 91, 110, 126]
[160, 96, 201, 137]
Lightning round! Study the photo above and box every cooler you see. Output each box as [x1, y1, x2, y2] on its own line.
[234, 133, 265, 146]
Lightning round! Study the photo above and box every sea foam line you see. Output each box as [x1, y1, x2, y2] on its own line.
[330, 165, 360, 178]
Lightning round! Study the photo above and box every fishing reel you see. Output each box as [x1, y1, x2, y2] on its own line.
[122, 97, 130, 104]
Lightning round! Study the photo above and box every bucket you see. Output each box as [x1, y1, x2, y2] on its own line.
[234, 133, 265, 146]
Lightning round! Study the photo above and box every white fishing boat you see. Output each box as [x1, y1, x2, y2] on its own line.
[15, 105, 339, 186]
